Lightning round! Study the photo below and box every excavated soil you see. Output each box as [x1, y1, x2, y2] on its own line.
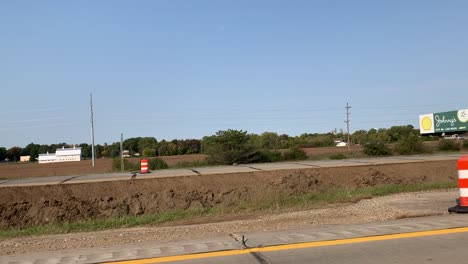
[0, 160, 457, 229]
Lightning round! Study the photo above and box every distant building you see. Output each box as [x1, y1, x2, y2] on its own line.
[56, 147, 81, 162]
[122, 150, 131, 158]
[38, 153, 57, 163]
[336, 142, 347, 147]
[38, 146, 82, 164]
[20, 156, 30, 162]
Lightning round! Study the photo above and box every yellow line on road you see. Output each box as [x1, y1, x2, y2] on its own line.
[105, 227, 468, 264]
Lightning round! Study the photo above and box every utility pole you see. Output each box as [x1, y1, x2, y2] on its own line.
[120, 133, 124, 172]
[345, 102, 351, 151]
[90, 93, 96, 167]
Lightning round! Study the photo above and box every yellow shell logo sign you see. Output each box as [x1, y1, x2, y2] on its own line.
[458, 109, 468, 123]
[421, 117, 432, 131]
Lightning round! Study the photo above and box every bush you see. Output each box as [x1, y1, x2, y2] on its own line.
[438, 139, 461, 151]
[363, 140, 392, 156]
[112, 158, 168, 171]
[112, 158, 139, 171]
[172, 160, 209, 168]
[232, 150, 283, 164]
[204, 129, 254, 165]
[207, 149, 252, 165]
[259, 150, 284, 163]
[148, 158, 168, 170]
[329, 154, 347, 160]
[394, 135, 428, 155]
[283, 147, 307, 161]
[463, 140, 468, 149]
[143, 148, 157, 157]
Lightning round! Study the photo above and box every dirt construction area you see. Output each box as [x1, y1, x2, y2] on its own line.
[0, 159, 457, 230]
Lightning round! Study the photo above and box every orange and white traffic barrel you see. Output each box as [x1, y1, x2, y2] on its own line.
[140, 159, 149, 174]
[449, 155, 468, 213]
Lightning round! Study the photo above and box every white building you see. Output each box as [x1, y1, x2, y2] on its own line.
[38, 153, 57, 163]
[20, 156, 30, 162]
[56, 147, 81, 162]
[38, 146, 82, 164]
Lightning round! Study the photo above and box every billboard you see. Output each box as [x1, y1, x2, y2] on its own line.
[420, 109, 468, 134]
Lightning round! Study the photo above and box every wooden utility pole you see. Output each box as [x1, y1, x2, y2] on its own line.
[120, 133, 124, 172]
[345, 102, 351, 151]
[90, 93, 96, 167]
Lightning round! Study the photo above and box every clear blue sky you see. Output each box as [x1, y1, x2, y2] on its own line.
[1, 0, 467, 148]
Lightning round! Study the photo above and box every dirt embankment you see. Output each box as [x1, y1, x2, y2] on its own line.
[0, 160, 457, 229]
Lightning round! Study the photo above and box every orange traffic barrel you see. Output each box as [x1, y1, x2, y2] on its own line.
[449, 155, 468, 213]
[140, 159, 149, 174]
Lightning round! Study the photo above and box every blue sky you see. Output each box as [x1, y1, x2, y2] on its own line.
[1, 0, 467, 148]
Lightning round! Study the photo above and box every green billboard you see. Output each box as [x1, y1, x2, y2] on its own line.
[419, 109, 468, 134]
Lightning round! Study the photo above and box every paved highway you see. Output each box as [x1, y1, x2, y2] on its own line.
[3, 214, 468, 263]
[165, 228, 468, 264]
[0, 153, 463, 187]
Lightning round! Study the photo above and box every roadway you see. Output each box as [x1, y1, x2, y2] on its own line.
[0, 153, 463, 187]
[3, 214, 468, 264]
[166, 228, 468, 264]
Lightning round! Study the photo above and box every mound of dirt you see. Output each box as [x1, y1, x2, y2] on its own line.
[0, 160, 457, 229]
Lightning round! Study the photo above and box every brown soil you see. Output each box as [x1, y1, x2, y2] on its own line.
[0, 146, 365, 180]
[0, 160, 457, 229]
[0, 154, 207, 179]
[0, 141, 444, 180]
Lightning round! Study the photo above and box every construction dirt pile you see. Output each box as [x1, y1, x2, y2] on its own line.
[0, 160, 457, 229]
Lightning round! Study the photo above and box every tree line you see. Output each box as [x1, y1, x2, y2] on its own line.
[0, 125, 434, 162]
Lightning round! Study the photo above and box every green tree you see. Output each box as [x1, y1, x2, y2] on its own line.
[394, 134, 426, 155]
[363, 140, 392, 156]
[79, 143, 91, 159]
[158, 140, 169, 156]
[259, 132, 279, 149]
[203, 129, 254, 164]
[102, 142, 120, 158]
[183, 139, 201, 154]
[138, 137, 158, 154]
[277, 134, 290, 149]
[143, 148, 156, 157]
[352, 130, 368, 145]
[123, 137, 141, 155]
[21, 143, 41, 161]
[95, 144, 103, 159]
[0, 147, 6, 161]
[387, 125, 417, 142]
[29, 148, 39, 162]
[6, 146, 22, 161]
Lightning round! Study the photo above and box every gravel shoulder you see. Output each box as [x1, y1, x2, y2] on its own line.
[0, 189, 457, 256]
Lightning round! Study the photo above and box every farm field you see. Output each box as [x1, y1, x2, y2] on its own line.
[0, 154, 207, 179]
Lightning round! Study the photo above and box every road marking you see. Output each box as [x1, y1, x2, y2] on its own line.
[105, 227, 468, 264]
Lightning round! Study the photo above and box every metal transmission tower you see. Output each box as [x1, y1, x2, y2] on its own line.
[90, 93, 96, 167]
[345, 102, 351, 151]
